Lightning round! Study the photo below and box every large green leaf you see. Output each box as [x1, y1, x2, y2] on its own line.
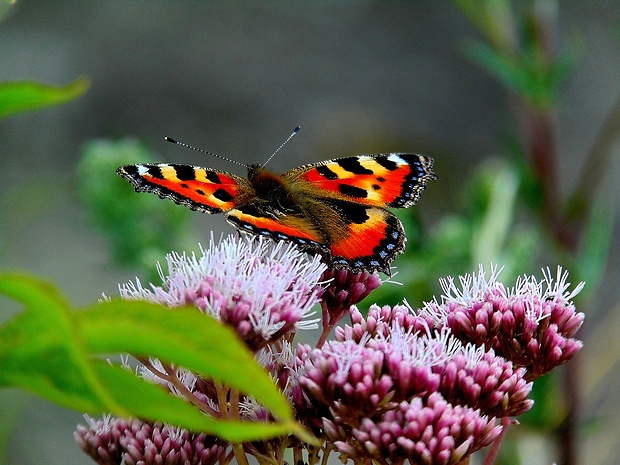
[77, 298, 295, 422]
[92, 362, 297, 442]
[0, 274, 125, 414]
[0, 77, 89, 119]
[0, 274, 309, 443]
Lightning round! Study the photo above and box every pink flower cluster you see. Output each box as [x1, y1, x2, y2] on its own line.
[326, 393, 501, 465]
[76, 238, 584, 465]
[298, 307, 530, 463]
[426, 265, 585, 380]
[118, 235, 327, 351]
[75, 416, 225, 465]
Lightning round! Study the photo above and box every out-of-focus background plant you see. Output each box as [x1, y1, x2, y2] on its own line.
[0, 1, 618, 465]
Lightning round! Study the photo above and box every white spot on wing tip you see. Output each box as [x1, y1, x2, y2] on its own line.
[137, 165, 149, 175]
[387, 153, 406, 164]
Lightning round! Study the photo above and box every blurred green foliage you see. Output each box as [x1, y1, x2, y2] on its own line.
[456, 0, 581, 108]
[77, 139, 194, 279]
[0, 77, 89, 119]
[453, 2, 618, 465]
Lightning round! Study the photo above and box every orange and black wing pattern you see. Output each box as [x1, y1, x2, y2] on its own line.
[117, 152, 436, 274]
[117, 163, 252, 214]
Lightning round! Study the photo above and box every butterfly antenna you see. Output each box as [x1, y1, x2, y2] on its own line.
[261, 126, 300, 168]
[164, 137, 249, 168]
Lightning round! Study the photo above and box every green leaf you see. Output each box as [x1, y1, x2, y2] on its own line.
[0, 274, 307, 443]
[454, 0, 515, 51]
[461, 41, 526, 98]
[77, 299, 295, 423]
[92, 362, 298, 442]
[0, 274, 127, 414]
[0, 77, 90, 119]
[471, 161, 519, 265]
[576, 193, 615, 298]
[461, 37, 579, 109]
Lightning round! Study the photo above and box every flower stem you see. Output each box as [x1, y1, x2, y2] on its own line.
[232, 443, 250, 465]
[316, 322, 335, 349]
[483, 417, 512, 465]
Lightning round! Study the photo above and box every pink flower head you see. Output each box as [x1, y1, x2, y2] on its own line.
[319, 268, 382, 327]
[324, 392, 502, 465]
[75, 416, 225, 465]
[300, 338, 398, 422]
[426, 265, 585, 380]
[335, 303, 435, 342]
[434, 344, 533, 417]
[119, 235, 327, 350]
[300, 307, 460, 424]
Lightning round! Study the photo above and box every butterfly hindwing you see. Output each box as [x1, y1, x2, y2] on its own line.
[307, 198, 406, 273]
[225, 201, 329, 256]
[117, 163, 252, 214]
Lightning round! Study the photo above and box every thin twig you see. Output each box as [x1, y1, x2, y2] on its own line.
[227, 388, 251, 465]
[565, 92, 620, 243]
[316, 322, 334, 349]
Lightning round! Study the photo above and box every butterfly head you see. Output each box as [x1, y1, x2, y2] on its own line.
[247, 164, 265, 183]
[246, 165, 296, 206]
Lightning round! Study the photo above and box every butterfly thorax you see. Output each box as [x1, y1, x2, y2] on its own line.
[247, 165, 299, 213]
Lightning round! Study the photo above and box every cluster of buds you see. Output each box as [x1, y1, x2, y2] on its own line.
[75, 416, 226, 465]
[76, 237, 584, 465]
[424, 264, 585, 380]
[324, 393, 501, 465]
[297, 308, 533, 462]
[118, 236, 327, 351]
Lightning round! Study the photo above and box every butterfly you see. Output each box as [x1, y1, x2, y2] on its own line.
[117, 143, 436, 274]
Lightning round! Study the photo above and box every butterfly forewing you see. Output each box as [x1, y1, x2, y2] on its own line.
[285, 153, 436, 208]
[117, 163, 252, 214]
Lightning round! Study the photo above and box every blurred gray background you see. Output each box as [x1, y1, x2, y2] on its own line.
[0, 2, 619, 464]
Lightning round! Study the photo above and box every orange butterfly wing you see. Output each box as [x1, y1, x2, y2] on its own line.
[282, 153, 436, 273]
[286, 153, 436, 208]
[225, 201, 329, 256]
[117, 163, 330, 256]
[117, 163, 251, 214]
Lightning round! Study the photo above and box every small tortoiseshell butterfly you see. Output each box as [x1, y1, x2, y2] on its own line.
[117, 134, 436, 274]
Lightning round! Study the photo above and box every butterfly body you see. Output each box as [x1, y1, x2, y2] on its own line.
[117, 153, 436, 274]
